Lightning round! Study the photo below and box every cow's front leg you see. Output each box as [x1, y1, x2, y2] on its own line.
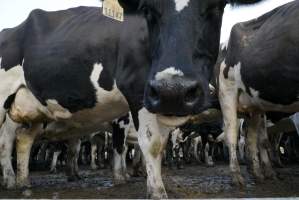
[246, 114, 264, 182]
[50, 151, 61, 173]
[137, 108, 170, 199]
[66, 138, 81, 182]
[16, 124, 42, 188]
[258, 115, 276, 179]
[219, 63, 243, 187]
[0, 115, 18, 189]
[113, 144, 129, 184]
[90, 142, 98, 170]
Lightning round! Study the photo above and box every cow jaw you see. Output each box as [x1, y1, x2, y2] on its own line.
[156, 114, 190, 127]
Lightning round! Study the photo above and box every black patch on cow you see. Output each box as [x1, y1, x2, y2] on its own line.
[112, 121, 125, 154]
[3, 93, 16, 109]
[223, 66, 230, 79]
[2, 114, 6, 124]
[117, 114, 130, 125]
[226, 1, 299, 105]
[98, 68, 114, 91]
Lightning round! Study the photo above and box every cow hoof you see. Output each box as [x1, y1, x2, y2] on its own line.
[22, 188, 32, 198]
[206, 162, 215, 167]
[50, 169, 57, 174]
[231, 173, 245, 188]
[252, 169, 265, 183]
[147, 187, 168, 199]
[113, 174, 126, 185]
[91, 164, 98, 170]
[16, 179, 31, 189]
[125, 173, 131, 180]
[264, 169, 277, 180]
[99, 164, 105, 169]
[4, 177, 16, 189]
[113, 178, 126, 185]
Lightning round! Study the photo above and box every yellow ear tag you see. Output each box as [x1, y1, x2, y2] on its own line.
[102, 0, 124, 22]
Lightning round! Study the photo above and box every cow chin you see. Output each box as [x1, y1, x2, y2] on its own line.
[156, 114, 190, 127]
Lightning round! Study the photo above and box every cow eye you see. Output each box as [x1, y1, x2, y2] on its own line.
[141, 6, 160, 24]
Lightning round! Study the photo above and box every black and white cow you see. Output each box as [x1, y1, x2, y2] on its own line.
[218, 1, 299, 187]
[0, 0, 263, 197]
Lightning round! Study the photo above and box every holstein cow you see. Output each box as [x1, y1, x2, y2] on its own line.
[0, 0, 263, 198]
[218, 1, 299, 187]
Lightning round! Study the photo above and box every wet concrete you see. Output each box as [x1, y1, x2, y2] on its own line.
[1, 164, 299, 198]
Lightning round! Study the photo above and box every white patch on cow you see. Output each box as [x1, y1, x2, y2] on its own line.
[155, 67, 184, 81]
[137, 107, 171, 198]
[174, 0, 190, 12]
[90, 63, 105, 89]
[221, 40, 229, 51]
[0, 57, 2, 69]
[0, 65, 26, 127]
[156, 114, 190, 127]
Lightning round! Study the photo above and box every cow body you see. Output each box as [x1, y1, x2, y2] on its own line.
[218, 1, 299, 186]
[1, 0, 264, 197]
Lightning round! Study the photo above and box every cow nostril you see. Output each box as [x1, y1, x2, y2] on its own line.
[148, 84, 159, 102]
[184, 85, 201, 104]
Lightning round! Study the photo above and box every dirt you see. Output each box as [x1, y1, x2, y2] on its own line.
[1, 163, 299, 199]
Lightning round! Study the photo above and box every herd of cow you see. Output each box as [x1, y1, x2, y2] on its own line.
[1, 0, 299, 198]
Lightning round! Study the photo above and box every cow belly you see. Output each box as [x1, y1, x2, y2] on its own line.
[0, 66, 25, 127]
[10, 83, 129, 128]
[238, 90, 299, 113]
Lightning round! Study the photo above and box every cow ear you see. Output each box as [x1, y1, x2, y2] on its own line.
[0, 26, 24, 70]
[117, 0, 140, 12]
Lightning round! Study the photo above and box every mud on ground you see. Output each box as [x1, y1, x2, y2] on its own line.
[1, 164, 299, 198]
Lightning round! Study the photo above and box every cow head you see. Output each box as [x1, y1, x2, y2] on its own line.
[118, 0, 262, 117]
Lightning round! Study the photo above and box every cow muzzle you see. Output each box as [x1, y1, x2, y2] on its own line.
[144, 76, 208, 116]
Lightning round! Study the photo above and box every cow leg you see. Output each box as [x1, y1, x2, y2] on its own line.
[16, 124, 42, 188]
[97, 144, 105, 169]
[113, 144, 129, 184]
[113, 149, 125, 184]
[90, 142, 98, 170]
[132, 144, 146, 177]
[193, 136, 202, 164]
[238, 133, 246, 164]
[258, 116, 276, 180]
[0, 115, 17, 189]
[246, 115, 264, 182]
[219, 65, 243, 186]
[66, 138, 81, 182]
[206, 140, 215, 167]
[50, 151, 61, 173]
[270, 132, 284, 168]
[137, 108, 170, 199]
[36, 143, 47, 162]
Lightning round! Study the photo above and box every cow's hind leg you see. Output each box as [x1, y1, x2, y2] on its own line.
[136, 108, 170, 199]
[246, 114, 264, 182]
[50, 151, 61, 173]
[66, 138, 82, 182]
[0, 115, 18, 189]
[16, 124, 42, 188]
[258, 115, 276, 180]
[219, 64, 244, 187]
